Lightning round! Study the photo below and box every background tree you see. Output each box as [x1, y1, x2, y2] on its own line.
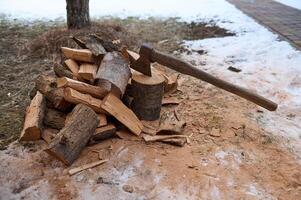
[66, 0, 90, 29]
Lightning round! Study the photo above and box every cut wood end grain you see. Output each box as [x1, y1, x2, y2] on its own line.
[78, 63, 98, 81]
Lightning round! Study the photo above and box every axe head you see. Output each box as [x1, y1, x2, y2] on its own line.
[131, 44, 153, 76]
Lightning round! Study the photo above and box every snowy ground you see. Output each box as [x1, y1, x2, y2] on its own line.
[275, 0, 301, 10]
[0, 0, 300, 153]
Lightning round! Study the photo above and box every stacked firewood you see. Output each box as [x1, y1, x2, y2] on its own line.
[19, 35, 187, 166]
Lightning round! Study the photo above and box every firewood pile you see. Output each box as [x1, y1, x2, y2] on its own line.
[19, 34, 188, 166]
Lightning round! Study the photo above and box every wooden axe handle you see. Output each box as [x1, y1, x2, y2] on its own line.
[151, 50, 277, 111]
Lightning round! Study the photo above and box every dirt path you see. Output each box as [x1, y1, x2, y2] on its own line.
[0, 18, 300, 199]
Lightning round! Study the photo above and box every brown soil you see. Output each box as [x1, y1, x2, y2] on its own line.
[0, 17, 300, 200]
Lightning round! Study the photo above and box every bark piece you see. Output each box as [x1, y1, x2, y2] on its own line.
[41, 128, 59, 144]
[98, 114, 107, 127]
[158, 120, 186, 135]
[161, 138, 187, 147]
[90, 124, 116, 143]
[95, 52, 131, 97]
[131, 72, 165, 120]
[63, 87, 104, 113]
[72, 35, 106, 57]
[210, 128, 221, 137]
[45, 104, 99, 165]
[68, 159, 108, 176]
[61, 47, 93, 63]
[101, 93, 143, 136]
[20, 92, 46, 141]
[44, 108, 67, 130]
[53, 63, 73, 79]
[78, 63, 98, 82]
[57, 77, 111, 99]
[64, 59, 80, 78]
[162, 97, 182, 106]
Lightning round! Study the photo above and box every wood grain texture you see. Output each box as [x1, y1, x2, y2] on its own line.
[57, 77, 110, 99]
[61, 47, 94, 63]
[78, 63, 98, 81]
[63, 87, 104, 113]
[95, 52, 131, 97]
[20, 92, 46, 141]
[45, 104, 98, 166]
[101, 93, 143, 136]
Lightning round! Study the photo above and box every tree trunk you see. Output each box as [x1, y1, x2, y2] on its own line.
[66, 0, 90, 29]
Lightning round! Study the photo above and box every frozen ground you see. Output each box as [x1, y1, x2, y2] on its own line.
[0, 0, 300, 155]
[275, 0, 301, 10]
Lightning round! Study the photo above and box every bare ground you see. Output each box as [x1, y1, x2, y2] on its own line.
[0, 17, 300, 199]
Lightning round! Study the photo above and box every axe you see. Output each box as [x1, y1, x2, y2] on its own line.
[131, 44, 278, 111]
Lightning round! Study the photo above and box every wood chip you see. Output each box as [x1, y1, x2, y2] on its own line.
[209, 128, 221, 137]
[68, 159, 108, 176]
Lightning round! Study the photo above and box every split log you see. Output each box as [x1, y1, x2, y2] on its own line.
[20, 92, 46, 141]
[64, 59, 79, 78]
[45, 104, 99, 165]
[131, 72, 165, 120]
[101, 93, 143, 136]
[35, 75, 73, 112]
[90, 124, 116, 143]
[44, 108, 67, 130]
[116, 130, 142, 141]
[53, 63, 73, 79]
[63, 87, 104, 113]
[41, 128, 59, 144]
[98, 114, 107, 127]
[61, 47, 94, 63]
[95, 52, 131, 97]
[91, 34, 120, 52]
[78, 63, 98, 82]
[57, 77, 110, 99]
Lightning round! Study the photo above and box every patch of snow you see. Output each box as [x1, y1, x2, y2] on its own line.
[245, 183, 276, 200]
[275, 0, 301, 10]
[214, 149, 242, 169]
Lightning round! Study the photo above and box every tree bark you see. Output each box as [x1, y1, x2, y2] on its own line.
[45, 104, 98, 165]
[66, 0, 90, 29]
[44, 108, 67, 130]
[131, 72, 165, 120]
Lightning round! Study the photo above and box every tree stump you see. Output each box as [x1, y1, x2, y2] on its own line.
[131, 72, 165, 121]
[45, 104, 98, 165]
[95, 52, 131, 98]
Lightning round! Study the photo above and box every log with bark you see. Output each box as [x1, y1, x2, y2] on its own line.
[35, 75, 73, 112]
[53, 63, 73, 79]
[57, 77, 111, 99]
[131, 72, 165, 120]
[63, 87, 104, 113]
[72, 35, 106, 58]
[95, 52, 131, 97]
[101, 93, 143, 136]
[19, 92, 46, 141]
[45, 104, 98, 165]
[43, 108, 67, 130]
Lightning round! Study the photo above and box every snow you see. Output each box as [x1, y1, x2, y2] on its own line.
[0, 0, 300, 154]
[275, 0, 301, 10]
